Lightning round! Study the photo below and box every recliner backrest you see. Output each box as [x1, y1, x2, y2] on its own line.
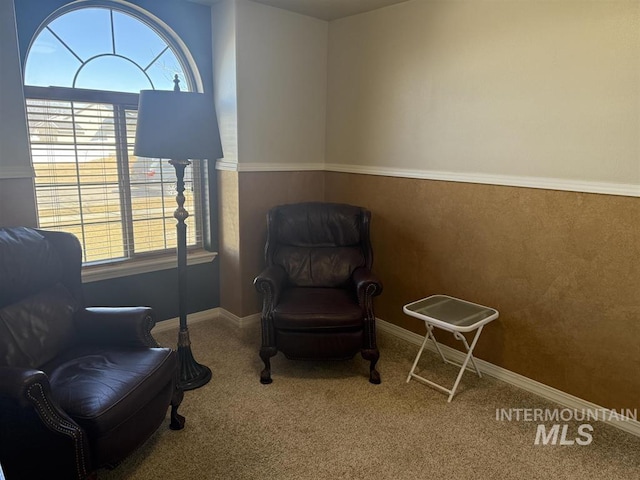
[0, 228, 82, 368]
[266, 203, 372, 288]
[0, 227, 64, 308]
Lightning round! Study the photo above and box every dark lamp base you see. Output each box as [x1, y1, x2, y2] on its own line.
[177, 339, 212, 391]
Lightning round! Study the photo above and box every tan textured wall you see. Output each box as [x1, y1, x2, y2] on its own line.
[220, 171, 325, 317]
[325, 172, 640, 411]
[218, 170, 243, 315]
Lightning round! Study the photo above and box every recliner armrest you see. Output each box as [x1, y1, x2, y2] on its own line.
[352, 267, 383, 300]
[0, 367, 49, 408]
[0, 366, 84, 445]
[254, 265, 287, 311]
[74, 307, 159, 348]
[0, 367, 93, 479]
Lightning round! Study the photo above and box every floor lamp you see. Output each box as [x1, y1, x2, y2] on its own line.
[134, 76, 222, 391]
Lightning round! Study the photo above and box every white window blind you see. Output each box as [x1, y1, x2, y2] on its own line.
[27, 97, 202, 264]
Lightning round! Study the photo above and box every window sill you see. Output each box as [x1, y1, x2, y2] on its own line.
[82, 250, 218, 283]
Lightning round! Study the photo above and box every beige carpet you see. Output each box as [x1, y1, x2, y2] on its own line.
[99, 320, 640, 480]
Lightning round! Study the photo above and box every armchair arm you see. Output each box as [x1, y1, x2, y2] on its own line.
[0, 367, 49, 408]
[74, 306, 159, 348]
[254, 265, 287, 353]
[254, 265, 287, 313]
[0, 367, 93, 480]
[352, 267, 383, 301]
[352, 267, 382, 354]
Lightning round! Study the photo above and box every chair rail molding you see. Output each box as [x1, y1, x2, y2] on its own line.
[324, 163, 640, 198]
[214, 160, 639, 197]
[216, 160, 325, 172]
[0, 165, 35, 179]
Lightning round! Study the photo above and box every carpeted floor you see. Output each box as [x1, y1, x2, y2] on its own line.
[99, 320, 640, 480]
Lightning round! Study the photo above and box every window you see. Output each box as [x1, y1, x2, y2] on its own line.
[24, 4, 205, 265]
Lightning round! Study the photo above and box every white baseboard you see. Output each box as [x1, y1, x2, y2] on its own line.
[218, 308, 261, 328]
[376, 318, 640, 438]
[151, 308, 220, 334]
[152, 308, 639, 438]
[152, 307, 260, 334]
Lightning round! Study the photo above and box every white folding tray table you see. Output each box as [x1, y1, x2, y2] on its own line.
[403, 295, 499, 402]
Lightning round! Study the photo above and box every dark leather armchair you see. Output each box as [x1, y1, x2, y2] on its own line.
[0, 227, 184, 480]
[254, 202, 383, 385]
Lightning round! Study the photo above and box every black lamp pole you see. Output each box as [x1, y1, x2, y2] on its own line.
[135, 75, 221, 391]
[170, 157, 212, 390]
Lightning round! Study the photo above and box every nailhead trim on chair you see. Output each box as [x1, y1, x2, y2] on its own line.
[27, 383, 89, 480]
[364, 283, 378, 349]
[143, 314, 160, 347]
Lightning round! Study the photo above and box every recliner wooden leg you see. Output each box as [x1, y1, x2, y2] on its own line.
[169, 387, 185, 430]
[260, 346, 277, 384]
[362, 348, 381, 384]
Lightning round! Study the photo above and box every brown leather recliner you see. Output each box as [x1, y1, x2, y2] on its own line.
[254, 202, 383, 385]
[0, 227, 184, 480]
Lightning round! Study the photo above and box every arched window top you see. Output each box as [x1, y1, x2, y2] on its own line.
[24, 5, 193, 93]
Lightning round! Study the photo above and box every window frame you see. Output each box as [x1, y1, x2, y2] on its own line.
[22, 2, 215, 274]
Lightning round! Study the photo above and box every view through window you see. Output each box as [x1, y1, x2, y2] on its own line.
[24, 5, 203, 264]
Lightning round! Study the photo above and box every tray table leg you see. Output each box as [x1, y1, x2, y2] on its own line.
[446, 325, 484, 402]
[427, 323, 448, 364]
[406, 329, 430, 383]
[406, 321, 449, 384]
[452, 331, 482, 378]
